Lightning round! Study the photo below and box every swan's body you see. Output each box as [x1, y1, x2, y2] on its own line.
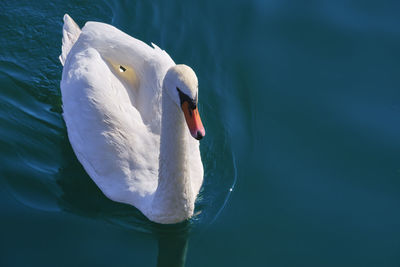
[59, 15, 205, 224]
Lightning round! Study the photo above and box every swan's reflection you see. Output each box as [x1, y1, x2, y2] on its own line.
[152, 221, 190, 267]
[153, 221, 190, 267]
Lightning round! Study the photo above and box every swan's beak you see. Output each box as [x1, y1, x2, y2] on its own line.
[181, 101, 205, 140]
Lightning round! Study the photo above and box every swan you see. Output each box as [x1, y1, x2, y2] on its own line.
[59, 14, 205, 224]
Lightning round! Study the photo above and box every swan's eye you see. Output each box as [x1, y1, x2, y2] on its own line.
[177, 87, 197, 109]
[119, 65, 127, 72]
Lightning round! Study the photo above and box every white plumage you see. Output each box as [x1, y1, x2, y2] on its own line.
[60, 14, 204, 224]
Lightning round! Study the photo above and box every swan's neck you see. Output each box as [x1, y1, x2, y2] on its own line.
[151, 86, 194, 223]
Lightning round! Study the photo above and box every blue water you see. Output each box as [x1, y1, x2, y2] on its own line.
[1, 0, 400, 266]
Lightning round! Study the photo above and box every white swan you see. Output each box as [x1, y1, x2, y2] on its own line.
[59, 14, 205, 224]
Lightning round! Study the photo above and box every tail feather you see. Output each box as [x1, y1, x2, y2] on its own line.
[59, 14, 81, 66]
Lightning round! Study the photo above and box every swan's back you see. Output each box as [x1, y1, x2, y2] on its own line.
[63, 19, 175, 133]
[60, 16, 175, 212]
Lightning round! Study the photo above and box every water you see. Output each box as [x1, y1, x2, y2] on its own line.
[1, 0, 400, 266]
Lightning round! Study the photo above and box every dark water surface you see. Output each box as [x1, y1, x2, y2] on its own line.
[1, 0, 400, 266]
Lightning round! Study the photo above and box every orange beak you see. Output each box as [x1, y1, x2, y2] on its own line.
[181, 101, 205, 140]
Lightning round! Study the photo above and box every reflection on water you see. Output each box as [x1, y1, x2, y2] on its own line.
[154, 221, 190, 267]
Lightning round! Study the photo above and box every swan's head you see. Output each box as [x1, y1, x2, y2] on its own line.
[164, 64, 205, 140]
